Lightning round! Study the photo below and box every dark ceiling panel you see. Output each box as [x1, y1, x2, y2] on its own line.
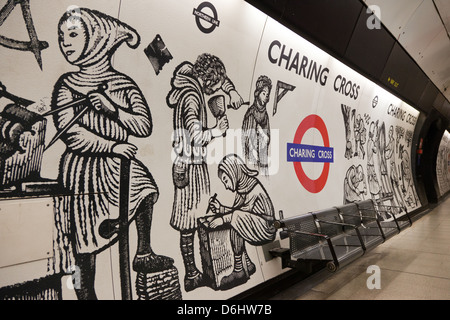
[279, 0, 362, 57]
[401, 68, 430, 107]
[434, 92, 446, 110]
[380, 43, 419, 97]
[442, 100, 450, 120]
[344, 8, 395, 80]
[418, 81, 439, 114]
[244, 0, 288, 20]
[245, 0, 450, 125]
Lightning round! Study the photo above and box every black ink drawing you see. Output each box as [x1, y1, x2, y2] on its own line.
[0, 81, 35, 107]
[51, 8, 176, 300]
[377, 122, 392, 198]
[0, 83, 46, 188]
[0, 0, 48, 69]
[272, 80, 295, 116]
[436, 134, 450, 195]
[204, 154, 276, 290]
[367, 121, 382, 202]
[375, 121, 404, 219]
[343, 164, 367, 204]
[341, 105, 367, 161]
[242, 75, 272, 176]
[341, 104, 353, 159]
[405, 130, 413, 148]
[208, 94, 231, 137]
[341, 102, 420, 218]
[167, 53, 244, 292]
[144, 34, 173, 75]
[395, 125, 405, 153]
[386, 125, 407, 212]
[353, 113, 366, 159]
[400, 148, 419, 207]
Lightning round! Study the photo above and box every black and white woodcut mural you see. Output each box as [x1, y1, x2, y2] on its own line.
[436, 131, 450, 197]
[0, 0, 425, 300]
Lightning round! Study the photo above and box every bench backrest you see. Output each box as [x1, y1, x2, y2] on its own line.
[335, 203, 361, 226]
[280, 214, 321, 255]
[356, 199, 376, 215]
[311, 207, 343, 237]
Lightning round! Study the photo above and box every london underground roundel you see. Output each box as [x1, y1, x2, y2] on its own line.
[287, 115, 334, 193]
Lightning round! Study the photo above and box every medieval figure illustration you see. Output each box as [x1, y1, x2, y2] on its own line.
[341, 104, 353, 160]
[367, 120, 382, 201]
[242, 75, 272, 176]
[166, 53, 244, 292]
[385, 125, 406, 215]
[400, 148, 418, 207]
[51, 8, 173, 300]
[343, 164, 367, 204]
[395, 125, 405, 153]
[377, 122, 392, 199]
[405, 130, 413, 148]
[207, 154, 276, 289]
[353, 113, 366, 159]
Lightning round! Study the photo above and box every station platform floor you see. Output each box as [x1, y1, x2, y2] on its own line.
[269, 195, 450, 300]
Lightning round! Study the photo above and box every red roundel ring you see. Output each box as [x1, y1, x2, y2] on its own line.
[293, 114, 330, 193]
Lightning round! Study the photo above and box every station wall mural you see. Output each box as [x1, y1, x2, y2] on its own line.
[436, 130, 450, 196]
[0, 0, 421, 300]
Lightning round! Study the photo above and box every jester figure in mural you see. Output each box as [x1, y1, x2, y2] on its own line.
[52, 8, 173, 299]
[208, 154, 276, 289]
[167, 53, 244, 291]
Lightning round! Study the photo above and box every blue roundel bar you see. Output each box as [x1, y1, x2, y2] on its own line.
[287, 143, 334, 163]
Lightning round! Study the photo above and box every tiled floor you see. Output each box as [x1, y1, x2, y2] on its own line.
[270, 196, 450, 300]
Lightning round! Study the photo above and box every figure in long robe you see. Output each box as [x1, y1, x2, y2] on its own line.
[52, 8, 172, 299]
[167, 53, 244, 291]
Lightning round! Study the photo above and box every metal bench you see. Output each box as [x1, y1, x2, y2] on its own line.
[374, 201, 412, 231]
[334, 202, 385, 250]
[270, 208, 366, 273]
[356, 199, 411, 240]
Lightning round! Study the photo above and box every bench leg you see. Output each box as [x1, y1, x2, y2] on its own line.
[269, 248, 293, 269]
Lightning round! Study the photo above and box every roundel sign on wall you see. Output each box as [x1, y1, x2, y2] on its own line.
[193, 2, 220, 34]
[287, 114, 334, 193]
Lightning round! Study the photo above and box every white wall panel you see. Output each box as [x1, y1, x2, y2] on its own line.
[0, 0, 423, 300]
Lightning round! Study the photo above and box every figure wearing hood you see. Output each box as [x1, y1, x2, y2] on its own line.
[167, 53, 244, 291]
[52, 8, 172, 299]
[208, 154, 276, 289]
[242, 75, 272, 176]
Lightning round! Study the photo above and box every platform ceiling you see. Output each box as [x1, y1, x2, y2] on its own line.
[245, 0, 450, 124]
